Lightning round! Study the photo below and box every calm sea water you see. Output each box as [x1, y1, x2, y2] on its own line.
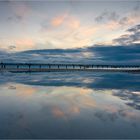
[0, 72, 140, 139]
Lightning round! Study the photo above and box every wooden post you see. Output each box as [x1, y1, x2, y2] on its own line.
[0, 62, 3, 69]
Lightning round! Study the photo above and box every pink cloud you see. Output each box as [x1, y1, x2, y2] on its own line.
[50, 13, 80, 29]
[67, 16, 80, 29]
[15, 38, 34, 46]
[51, 13, 68, 27]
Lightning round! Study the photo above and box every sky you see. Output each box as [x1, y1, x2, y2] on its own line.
[0, 0, 140, 52]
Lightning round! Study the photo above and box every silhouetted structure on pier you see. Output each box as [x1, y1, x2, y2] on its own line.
[0, 62, 140, 73]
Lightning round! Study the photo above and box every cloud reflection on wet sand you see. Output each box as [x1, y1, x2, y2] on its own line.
[0, 83, 140, 138]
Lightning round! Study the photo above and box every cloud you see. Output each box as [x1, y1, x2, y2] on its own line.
[127, 24, 140, 33]
[51, 13, 68, 27]
[119, 17, 130, 25]
[113, 90, 140, 110]
[119, 15, 140, 27]
[7, 15, 23, 22]
[41, 13, 80, 30]
[15, 38, 34, 47]
[6, 38, 35, 51]
[0, 42, 140, 66]
[113, 24, 140, 45]
[7, 1, 31, 23]
[8, 45, 16, 50]
[0, 24, 140, 64]
[95, 8, 140, 30]
[95, 11, 119, 23]
[52, 107, 65, 118]
[39, 10, 140, 49]
[66, 16, 80, 29]
[39, 14, 99, 49]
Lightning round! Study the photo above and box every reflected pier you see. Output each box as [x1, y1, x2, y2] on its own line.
[0, 63, 140, 73]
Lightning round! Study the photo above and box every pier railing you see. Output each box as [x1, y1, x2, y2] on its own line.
[0, 63, 140, 73]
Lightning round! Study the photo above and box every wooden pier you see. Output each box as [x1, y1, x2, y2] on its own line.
[0, 63, 140, 73]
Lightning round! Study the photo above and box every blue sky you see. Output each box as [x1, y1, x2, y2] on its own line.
[0, 0, 140, 51]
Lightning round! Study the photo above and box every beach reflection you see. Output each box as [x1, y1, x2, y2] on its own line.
[0, 83, 140, 138]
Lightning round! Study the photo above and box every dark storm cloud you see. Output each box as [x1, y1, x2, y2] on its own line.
[0, 44, 140, 65]
[87, 45, 140, 64]
[113, 24, 140, 45]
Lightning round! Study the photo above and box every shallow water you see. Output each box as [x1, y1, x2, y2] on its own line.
[0, 72, 140, 138]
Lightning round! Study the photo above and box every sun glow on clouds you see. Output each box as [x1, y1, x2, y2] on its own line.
[51, 13, 68, 27]
[39, 14, 98, 49]
[0, 1, 140, 51]
[14, 38, 34, 48]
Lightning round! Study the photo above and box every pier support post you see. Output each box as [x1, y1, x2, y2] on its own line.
[28, 64, 31, 70]
[0, 62, 3, 69]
